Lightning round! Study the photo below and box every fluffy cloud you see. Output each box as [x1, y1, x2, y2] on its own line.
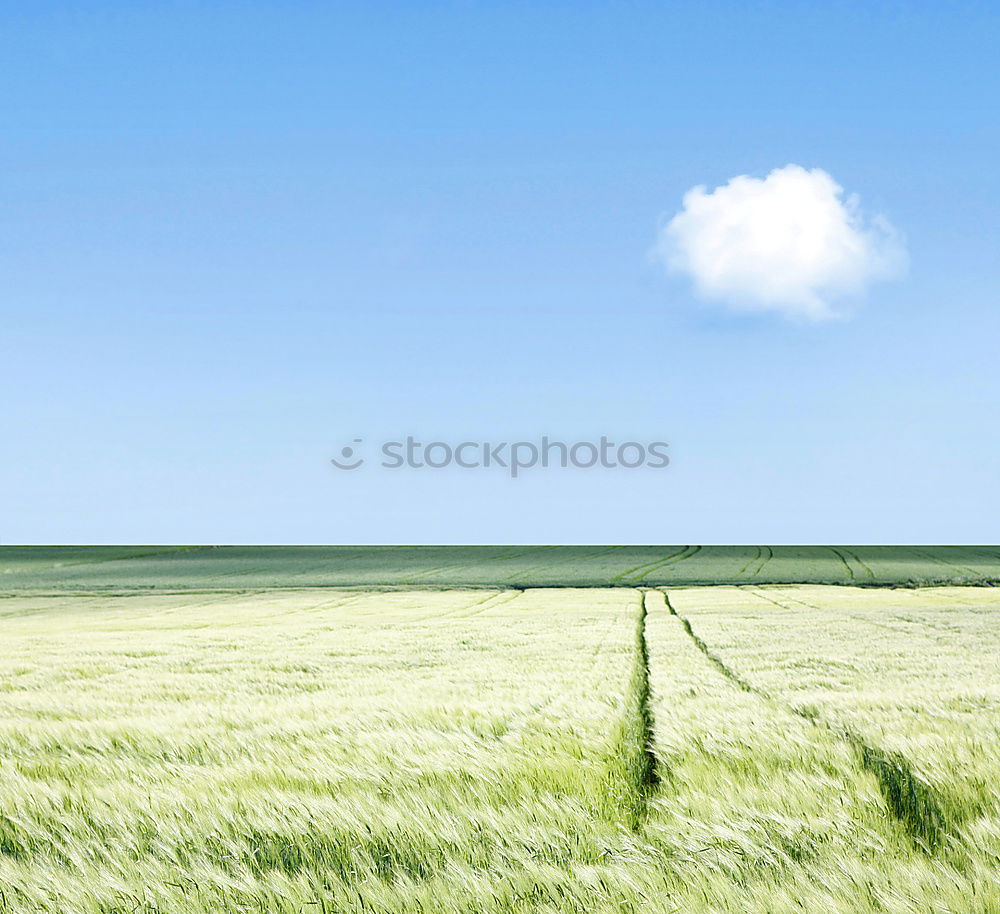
[652, 165, 907, 320]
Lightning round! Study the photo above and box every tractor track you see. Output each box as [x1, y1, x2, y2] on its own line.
[658, 589, 950, 853]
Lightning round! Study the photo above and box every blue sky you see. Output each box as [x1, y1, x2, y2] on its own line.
[3, 1, 998, 543]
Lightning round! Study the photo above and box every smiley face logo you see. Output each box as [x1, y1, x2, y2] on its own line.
[330, 438, 365, 470]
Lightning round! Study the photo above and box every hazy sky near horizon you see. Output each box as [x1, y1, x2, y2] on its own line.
[3, 2, 999, 544]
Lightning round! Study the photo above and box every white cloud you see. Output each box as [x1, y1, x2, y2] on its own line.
[652, 164, 907, 320]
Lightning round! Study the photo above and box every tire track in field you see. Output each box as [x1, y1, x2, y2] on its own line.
[611, 545, 702, 584]
[890, 613, 966, 640]
[659, 589, 949, 853]
[597, 590, 658, 829]
[742, 586, 965, 649]
[842, 548, 875, 580]
[395, 553, 501, 584]
[738, 545, 773, 579]
[748, 586, 978, 647]
[966, 546, 1000, 569]
[403, 589, 517, 624]
[736, 546, 763, 577]
[756, 545, 775, 577]
[486, 589, 658, 829]
[831, 607, 964, 644]
[635, 593, 659, 794]
[829, 546, 875, 582]
[498, 544, 565, 585]
[127, 590, 288, 624]
[830, 548, 856, 581]
[610, 546, 691, 582]
[637, 544, 703, 582]
[905, 547, 986, 582]
[451, 588, 523, 620]
[397, 546, 544, 585]
[751, 585, 893, 634]
[280, 546, 405, 586]
[741, 585, 818, 611]
[503, 545, 624, 586]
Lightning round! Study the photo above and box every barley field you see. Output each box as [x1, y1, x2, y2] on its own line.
[1, 562, 998, 912]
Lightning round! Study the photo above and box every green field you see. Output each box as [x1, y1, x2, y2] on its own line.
[0, 574, 998, 913]
[3, 545, 1000, 589]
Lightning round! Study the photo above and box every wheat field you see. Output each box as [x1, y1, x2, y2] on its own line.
[0, 583, 997, 912]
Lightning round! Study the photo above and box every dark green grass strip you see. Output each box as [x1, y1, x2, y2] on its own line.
[637, 593, 660, 793]
[853, 739, 946, 851]
[661, 591, 948, 853]
[5, 546, 1000, 590]
[602, 592, 659, 829]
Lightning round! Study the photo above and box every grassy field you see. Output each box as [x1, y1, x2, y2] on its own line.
[0, 583, 997, 912]
[3, 544, 1000, 589]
